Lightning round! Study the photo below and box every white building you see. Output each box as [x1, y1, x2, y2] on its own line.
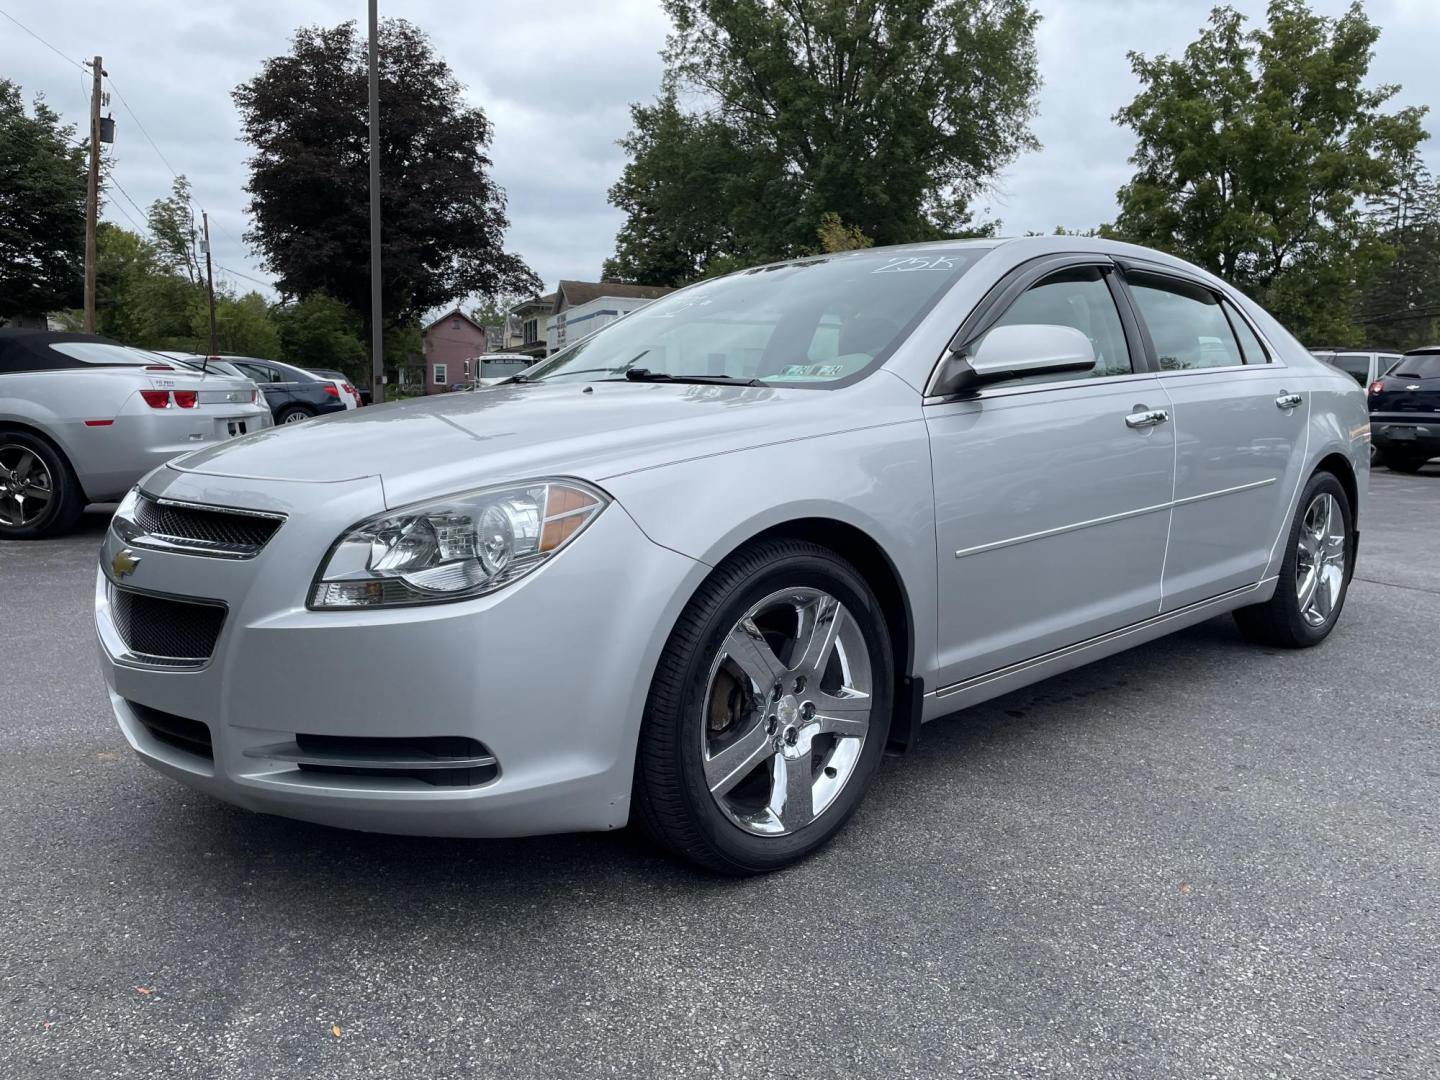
[544, 281, 675, 352]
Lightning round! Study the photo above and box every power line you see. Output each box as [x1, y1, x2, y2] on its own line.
[103, 74, 183, 184]
[0, 6, 86, 72]
[106, 172, 152, 233]
[215, 264, 274, 290]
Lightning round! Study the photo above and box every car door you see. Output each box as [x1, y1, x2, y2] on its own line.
[1118, 265, 1309, 610]
[926, 256, 1175, 689]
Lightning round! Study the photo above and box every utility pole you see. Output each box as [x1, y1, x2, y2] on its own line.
[201, 211, 219, 358]
[83, 56, 104, 333]
[367, 0, 385, 404]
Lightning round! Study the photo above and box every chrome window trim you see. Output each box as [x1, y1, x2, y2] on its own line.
[923, 369, 1158, 406]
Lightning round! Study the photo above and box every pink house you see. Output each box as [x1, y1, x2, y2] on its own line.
[419, 308, 489, 394]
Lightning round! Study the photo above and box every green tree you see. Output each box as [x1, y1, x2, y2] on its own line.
[606, 0, 1041, 284]
[1360, 149, 1440, 349]
[816, 212, 874, 253]
[1112, 0, 1428, 344]
[0, 80, 87, 322]
[274, 291, 369, 380]
[147, 176, 201, 284]
[233, 19, 540, 340]
[212, 292, 281, 358]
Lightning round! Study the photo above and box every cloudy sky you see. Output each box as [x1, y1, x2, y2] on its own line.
[3, 0, 1437, 302]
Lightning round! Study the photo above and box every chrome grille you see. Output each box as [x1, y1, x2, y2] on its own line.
[108, 585, 226, 667]
[130, 495, 283, 557]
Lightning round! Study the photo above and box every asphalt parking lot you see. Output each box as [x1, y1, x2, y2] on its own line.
[2, 468, 1437, 1079]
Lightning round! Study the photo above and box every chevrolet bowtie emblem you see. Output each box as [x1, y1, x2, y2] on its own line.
[111, 549, 141, 579]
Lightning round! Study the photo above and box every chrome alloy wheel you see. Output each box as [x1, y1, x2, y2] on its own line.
[282, 411, 309, 424]
[1295, 492, 1346, 627]
[0, 444, 54, 528]
[701, 587, 873, 837]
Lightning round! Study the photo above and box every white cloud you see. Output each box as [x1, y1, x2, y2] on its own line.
[3, 0, 1434, 300]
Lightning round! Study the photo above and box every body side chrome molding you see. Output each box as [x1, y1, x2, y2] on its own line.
[953, 477, 1276, 559]
[929, 578, 1274, 702]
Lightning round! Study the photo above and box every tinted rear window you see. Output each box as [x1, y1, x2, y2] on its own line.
[1394, 355, 1440, 379]
[49, 342, 157, 365]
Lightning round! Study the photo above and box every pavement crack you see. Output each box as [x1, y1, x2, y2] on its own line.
[1352, 574, 1440, 597]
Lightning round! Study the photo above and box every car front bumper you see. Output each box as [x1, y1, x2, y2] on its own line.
[95, 468, 704, 837]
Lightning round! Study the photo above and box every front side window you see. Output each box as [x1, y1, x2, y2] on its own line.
[982, 265, 1132, 382]
[1128, 275, 1244, 371]
[522, 247, 992, 388]
[433, 364, 446, 385]
[1223, 300, 1269, 364]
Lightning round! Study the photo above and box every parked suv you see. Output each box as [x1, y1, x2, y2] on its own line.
[1368, 346, 1440, 472]
[1310, 348, 1404, 389]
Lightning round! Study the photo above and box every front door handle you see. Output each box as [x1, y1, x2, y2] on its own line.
[1275, 391, 1302, 410]
[1125, 408, 1170, 429]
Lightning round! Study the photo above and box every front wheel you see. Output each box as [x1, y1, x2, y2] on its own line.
[1233, 471, 1353, 648]
[634, 539, 893, 874]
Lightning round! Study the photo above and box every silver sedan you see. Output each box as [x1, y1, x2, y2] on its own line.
[94, 237, 1367, 872]
[0, 330, 271, 539]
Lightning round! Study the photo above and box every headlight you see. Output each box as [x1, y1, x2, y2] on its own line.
[309, 479, 609, 609]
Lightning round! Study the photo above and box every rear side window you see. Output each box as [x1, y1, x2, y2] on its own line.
[1127, 274, 1244, 370]
[1331, 354, 1371, 385]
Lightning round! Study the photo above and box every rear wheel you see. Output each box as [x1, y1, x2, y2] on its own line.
[634, 539, 893, 874]
[1233, 471, 1353, 648]
[0, 432, 85, 540]
[278, 406, 314, 425]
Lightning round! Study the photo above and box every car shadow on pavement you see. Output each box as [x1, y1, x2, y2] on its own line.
[123, 612, 1262, 924]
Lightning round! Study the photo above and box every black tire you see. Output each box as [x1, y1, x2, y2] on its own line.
[277, 406, 314, 425]
[0, 430, 86, 540]
[633, 538, 894, 875]
[1233, 470, 1354, 648]
[1385, 454, 1429, 474]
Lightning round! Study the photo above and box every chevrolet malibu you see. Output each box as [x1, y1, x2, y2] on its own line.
[95, 237, 1367, 873]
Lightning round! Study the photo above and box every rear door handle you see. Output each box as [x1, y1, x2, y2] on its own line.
[1125, 408, 1169, 429]
[1276, 392, 1302, 410]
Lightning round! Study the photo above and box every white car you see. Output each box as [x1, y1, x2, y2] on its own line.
[0, 330, 272, 539]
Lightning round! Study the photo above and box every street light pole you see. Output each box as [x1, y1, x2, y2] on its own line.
[367, 0, 385, 404]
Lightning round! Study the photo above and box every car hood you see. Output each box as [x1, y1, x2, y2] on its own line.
[165, 377, 920, 507]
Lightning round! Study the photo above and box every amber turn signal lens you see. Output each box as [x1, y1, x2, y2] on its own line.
[539, 485, 599, 551]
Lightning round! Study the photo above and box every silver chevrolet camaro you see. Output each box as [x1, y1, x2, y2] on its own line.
[0, 331, 272, 539]
[95, 237, 1368, 873]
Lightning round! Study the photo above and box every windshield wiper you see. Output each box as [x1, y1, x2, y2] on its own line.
[622, 368, 763, 387]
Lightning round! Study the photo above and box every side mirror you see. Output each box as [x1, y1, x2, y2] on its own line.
[934, 324, 1096, 396]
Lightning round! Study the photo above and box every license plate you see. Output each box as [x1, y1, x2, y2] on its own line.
[223, 418, 249, 437]
[1387, 426, 1416, 440]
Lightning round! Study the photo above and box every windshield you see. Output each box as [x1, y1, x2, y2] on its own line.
[522, 247, 990, 387]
